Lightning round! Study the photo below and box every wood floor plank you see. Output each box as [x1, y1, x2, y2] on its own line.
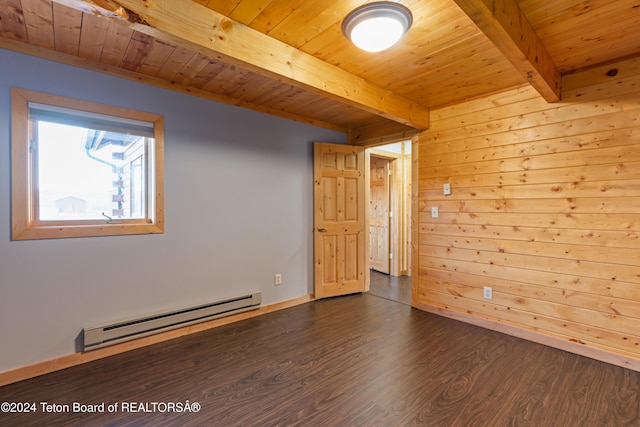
[0, 294, 638, 426]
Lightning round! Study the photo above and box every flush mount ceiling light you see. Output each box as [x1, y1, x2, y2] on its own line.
[342, 2, 413, 53]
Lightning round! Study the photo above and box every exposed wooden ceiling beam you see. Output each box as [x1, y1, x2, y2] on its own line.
[0, 36, 348, 132]
[65, 0, 430, 129]
[349, 121, 419, 147]
[452, 0, 561, 102]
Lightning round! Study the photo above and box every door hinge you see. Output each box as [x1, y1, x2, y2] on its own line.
[389, 252, 393, 260]
[389, 211, 393, 218]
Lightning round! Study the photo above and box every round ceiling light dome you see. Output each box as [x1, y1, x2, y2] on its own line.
[342, 2, 413, 53]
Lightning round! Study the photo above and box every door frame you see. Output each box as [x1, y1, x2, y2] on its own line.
[368, 155, 391, 274]
[366, 144, 411, 277]
[312, 136, 419, 303]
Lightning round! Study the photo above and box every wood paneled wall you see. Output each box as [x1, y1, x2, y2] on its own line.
[415, 57, 640, 370]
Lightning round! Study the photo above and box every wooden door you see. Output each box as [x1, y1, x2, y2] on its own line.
[369, 156, 390, 273]
[313, 143, 366, 299]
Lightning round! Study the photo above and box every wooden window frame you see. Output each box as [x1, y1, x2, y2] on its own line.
[11, 88, 165, 240]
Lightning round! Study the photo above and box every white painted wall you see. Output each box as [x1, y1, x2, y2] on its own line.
[0, 49, 347, 373]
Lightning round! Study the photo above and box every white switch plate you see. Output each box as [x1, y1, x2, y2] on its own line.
[431, 207, 438, 218]
[444, 183, 451, 196]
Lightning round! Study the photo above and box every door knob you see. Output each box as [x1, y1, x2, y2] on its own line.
[317, 227, 328, 232]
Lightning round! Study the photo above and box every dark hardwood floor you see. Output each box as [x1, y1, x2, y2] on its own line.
[367, 269, 411, 305]
[1, 293, 639, 426]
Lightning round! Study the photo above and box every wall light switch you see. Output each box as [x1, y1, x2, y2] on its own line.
[444, 183, 451, 196]
[431, 207, 439, 218]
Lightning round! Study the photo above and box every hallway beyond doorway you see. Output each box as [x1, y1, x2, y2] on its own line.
[368, 270, 411, 305]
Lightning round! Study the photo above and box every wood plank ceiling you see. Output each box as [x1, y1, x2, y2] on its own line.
[1, 0, 639, 143]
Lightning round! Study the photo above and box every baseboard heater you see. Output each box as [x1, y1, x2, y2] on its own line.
[83, 292, 262, 351]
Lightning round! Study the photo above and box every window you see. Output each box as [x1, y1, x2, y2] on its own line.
[11, 88, 164, 240]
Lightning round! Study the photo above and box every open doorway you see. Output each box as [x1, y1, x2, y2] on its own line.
[366, 141, 412, 305]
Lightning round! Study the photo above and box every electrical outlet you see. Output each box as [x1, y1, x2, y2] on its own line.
[275, 273, 282, 286]
[443, 183, 451, 196]
[483, 286, 493, 300]
[431, 207, 439, 218]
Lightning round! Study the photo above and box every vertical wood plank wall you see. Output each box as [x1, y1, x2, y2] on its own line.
[415, 57, 640, 369]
